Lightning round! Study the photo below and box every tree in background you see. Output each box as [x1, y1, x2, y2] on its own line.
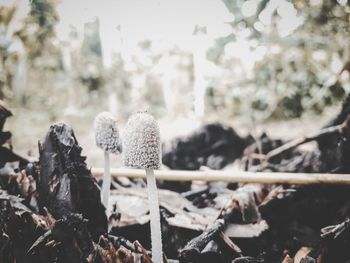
[16, 0, 60, 64]
[79, 18, 104, 93]
[14, 0, 64, 115]
[207, 0, 350, 120]
[2, 0, 350, 122]
[0, 5, 19, 100]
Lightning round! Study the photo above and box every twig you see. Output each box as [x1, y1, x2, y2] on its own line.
[92, 167, 350, 185]
[265, 115, 350, 161]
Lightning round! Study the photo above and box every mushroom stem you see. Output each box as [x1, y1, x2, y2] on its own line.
[146, 168, 163, 263]
[101, 150, 111, 210]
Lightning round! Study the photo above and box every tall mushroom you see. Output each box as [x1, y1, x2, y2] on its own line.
[123, 112, 163, 263]
[94, 112, 121, 209]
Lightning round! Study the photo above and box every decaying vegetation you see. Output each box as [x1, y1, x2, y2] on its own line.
[1, 94, 350, 262]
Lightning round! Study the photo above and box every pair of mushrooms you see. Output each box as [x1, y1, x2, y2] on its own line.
[94, 112, 163, 263]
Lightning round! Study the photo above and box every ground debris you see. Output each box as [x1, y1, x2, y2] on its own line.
[3, 96, 350, 262]
[0, 123, 153, 263]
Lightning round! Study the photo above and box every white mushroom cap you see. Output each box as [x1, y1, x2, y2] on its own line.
[122, 112, 161, 169]
[94, 112, 121, 153]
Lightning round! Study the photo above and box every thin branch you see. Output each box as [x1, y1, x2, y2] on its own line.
[92, 167, 350, 185]
[265, 115, 350, 161]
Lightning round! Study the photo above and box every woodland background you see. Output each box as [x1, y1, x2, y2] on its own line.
[0, 0, 349, 165]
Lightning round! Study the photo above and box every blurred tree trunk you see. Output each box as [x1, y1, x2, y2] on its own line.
[0, 55, 7, 100]
[193, 27, 208, 118]
[108, 90, 118, 115]
[12, 50, 27, 104]
[0, 57, 14, 100]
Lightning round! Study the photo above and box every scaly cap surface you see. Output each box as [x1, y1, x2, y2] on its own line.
[122, 112, 161, 169]
[94, 112, 121, 153]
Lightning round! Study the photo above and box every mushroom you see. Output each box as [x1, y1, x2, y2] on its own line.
[94, 112, 121, 209]
[123, 112, 163, 263]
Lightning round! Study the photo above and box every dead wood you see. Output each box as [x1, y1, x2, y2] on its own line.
[0, 100, 12, 131]
[178, 220, 226, 262]
[38, 123, 107, 240]
[28, 214, 94, 263]
[265, 116, 350, 161]
[0, 146, 29, 168]
[299, 256, 316, 263]
[0, 190, 47, 263]
[232, 256, 263, 263]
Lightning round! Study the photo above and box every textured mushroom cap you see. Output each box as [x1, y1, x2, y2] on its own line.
[122, 112, 161, 169]
[94, 112, 121, 153]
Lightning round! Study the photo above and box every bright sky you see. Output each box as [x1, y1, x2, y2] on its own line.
[1, 0, 303, 68]
[55, 0, 234, 66]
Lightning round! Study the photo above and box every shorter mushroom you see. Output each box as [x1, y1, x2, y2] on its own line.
[94, 112, 121, 209]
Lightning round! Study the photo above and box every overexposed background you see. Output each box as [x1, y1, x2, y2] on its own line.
[0, 0, 349, 166]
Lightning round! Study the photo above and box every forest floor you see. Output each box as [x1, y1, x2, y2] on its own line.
[2, 101, 350, 263]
